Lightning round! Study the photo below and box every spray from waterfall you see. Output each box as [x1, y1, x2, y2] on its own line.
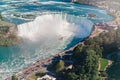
[17, 14, 77, 42]
[17, 14, 93, 42]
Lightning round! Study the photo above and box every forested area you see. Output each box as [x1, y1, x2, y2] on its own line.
[48, 26, 120, 80]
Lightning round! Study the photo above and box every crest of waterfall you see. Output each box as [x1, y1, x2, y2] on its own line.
[17, 14, 93, 42]
[17, 14, 76, 42]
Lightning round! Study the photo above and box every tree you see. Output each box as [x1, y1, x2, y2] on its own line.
[35, 71, 45, 77]
[72, 45, 99, 80]
[84, 38, 94, 45]
[55, 60, 65, 73]
[73, 44, 83, 58]
[12, 75, 18, 80]
[67, 72, 78, 80]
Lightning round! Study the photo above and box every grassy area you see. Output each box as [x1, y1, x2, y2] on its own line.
[29, 75, 37, 80]
[100, 58, 108, 71]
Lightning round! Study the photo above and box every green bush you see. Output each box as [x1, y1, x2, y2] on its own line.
[35, 71, 45, 77]
[12, 75, 18, 80]
[55, 60, 65, 73]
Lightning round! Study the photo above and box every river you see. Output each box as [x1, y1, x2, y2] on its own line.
[0, 0, 113, 79]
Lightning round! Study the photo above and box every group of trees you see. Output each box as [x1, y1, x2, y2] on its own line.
[63, 43, 101, 80]
[49, 26, 120, 80]
[48, 60, 65, 73]
[85, 27, 120, 55]
[67, 27, 120, 80]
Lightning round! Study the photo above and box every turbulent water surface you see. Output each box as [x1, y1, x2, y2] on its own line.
[0, 0, 113, 79]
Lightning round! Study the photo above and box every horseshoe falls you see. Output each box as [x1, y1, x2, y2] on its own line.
[0, 0, 113, 79]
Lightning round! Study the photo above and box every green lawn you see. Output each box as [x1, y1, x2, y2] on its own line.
[100, 58, 108, 71]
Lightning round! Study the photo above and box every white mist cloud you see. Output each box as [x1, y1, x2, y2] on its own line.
[17, 14, 77, 42]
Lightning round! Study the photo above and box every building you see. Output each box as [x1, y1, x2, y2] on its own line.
[37, 74, 56, 80]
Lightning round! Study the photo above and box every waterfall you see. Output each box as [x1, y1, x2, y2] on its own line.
[17, 14, 76, 42]
[17, 14, 93, 42]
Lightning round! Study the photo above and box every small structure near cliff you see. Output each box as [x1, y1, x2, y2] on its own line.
[37, 74, 56, 80]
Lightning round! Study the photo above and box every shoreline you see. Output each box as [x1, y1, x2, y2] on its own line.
[3, 1, 119, 80]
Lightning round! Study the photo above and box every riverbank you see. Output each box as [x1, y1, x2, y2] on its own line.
[72, 0, 120, 25]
